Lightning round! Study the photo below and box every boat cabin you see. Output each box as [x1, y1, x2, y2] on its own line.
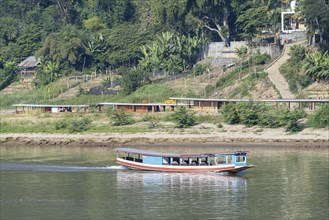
[114, 148, 248, 167]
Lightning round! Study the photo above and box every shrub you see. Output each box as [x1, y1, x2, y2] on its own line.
[109, 109, 134, 126]
[171, 107, 196, 128]
[250, 53, 270, 65]
[220, 102, 306, 131]
[221, 103, 240, 124]
[285, 118, 304, 133]
[308, 104, 329, 128]
[216, 122, 223, 128]
[55, 120, 69, 130]
[68, 118, 91, 133]
[141, 114, 153, 122]
[239, 103, 261, 127]
[236, 46, 248, 58]
[289, 45, 306, 62]
[55, 117, 91, 133]
[192, 64, 204, 76]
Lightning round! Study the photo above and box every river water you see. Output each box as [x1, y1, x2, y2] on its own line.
[0, 144, 328, 220]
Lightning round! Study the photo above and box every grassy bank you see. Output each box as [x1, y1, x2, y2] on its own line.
[1, 104, 328, 134]
[1, 83, 179, 109]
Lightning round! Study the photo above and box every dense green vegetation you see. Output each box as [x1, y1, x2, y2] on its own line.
[2, 0, 315, 89]
[0, 0, 328, 127]
[280, 45, 329, 94]
[220, 102, 307, 132]
[300, 0, 329, 51]
[0, 61, 19, 90]
[307, 104, 329, 128]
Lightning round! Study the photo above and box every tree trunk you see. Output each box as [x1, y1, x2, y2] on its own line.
[312, 34, 316, 45]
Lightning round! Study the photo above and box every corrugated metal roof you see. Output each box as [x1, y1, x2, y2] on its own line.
[13, 104, 89, 108]
[17, 56, 40, 68]
[169, 97, 329, 103]
[97, 102, 191, 106]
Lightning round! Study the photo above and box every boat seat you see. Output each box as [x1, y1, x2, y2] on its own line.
[171, 161, 179, 165]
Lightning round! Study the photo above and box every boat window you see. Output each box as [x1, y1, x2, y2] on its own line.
[217, 156, 226, 164]
[172, 157, 179, 165]
[209, 157, 216, 165]
[181, 158, 188, 165]
[200, 157, 208, 165]
[236, 156, 246, 162]
[162, 157, 169, 165]
[226, 155, 232, 163]
[190, 157, 198, 165]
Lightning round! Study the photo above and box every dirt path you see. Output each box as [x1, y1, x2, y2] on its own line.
[265, 41, 306, 99]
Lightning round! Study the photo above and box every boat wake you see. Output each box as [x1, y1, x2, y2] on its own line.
[0, 163, 127, 172]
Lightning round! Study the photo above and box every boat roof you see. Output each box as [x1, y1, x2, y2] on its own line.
[114, 148, 247, 157]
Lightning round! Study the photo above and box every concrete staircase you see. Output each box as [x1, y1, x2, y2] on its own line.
[265, 42, 306, 99]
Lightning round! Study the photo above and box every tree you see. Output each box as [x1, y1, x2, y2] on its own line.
[105, 23, 154, 68]
[36, 25, 89, 70]
[198, 0, 232, 45]
[300, 0, 329, 48]
[236, 6, 270, 41]
[120, 68, 148, 95]
[33, 59, 60, 87]
[0, 61, 19, 90]
[138, 31, 205, 74]
[83, 16, 106, 31]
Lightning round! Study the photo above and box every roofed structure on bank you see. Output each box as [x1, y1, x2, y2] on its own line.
[17, 56, 40, 75]
[96, 102, 191, 113]
[13, 104, 89, 114]
[169, 97, 329, 112]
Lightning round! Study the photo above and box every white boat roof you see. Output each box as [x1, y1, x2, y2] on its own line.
[114, 148, 247, 157]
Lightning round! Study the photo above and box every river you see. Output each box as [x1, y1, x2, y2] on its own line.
[0, 144, 328, 220]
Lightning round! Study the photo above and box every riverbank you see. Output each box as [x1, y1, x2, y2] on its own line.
[1, 125, 328, 147]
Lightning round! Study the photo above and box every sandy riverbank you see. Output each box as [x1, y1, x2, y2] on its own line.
[1, 125, 328, 147]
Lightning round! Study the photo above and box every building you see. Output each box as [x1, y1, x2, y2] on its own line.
[17, 56, 40, 75]
[169, 97, 329, 113]
[13, 104, 90, 114]
[281, 0, 306, 34]
[96, 102, 190, 113]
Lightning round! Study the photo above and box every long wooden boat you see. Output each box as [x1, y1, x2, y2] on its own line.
[114, 148, 254, 173]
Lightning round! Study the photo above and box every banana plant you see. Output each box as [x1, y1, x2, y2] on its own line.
[87, 33, 106, 54]
[304, 51, 329, 81]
